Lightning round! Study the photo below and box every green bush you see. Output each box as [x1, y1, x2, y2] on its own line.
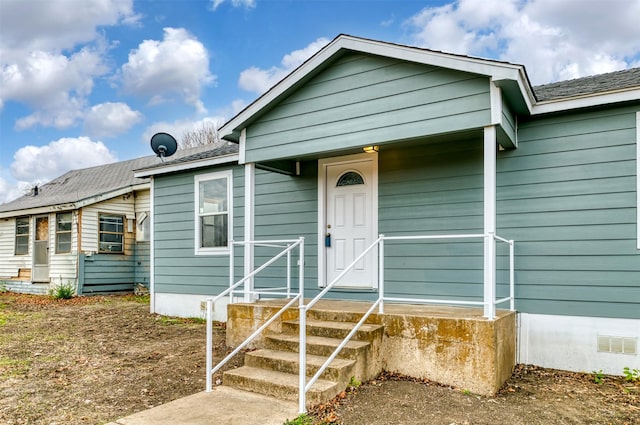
[50, 282, 75, 300]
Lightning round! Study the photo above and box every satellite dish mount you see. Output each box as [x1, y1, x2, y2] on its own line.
[150, 132, 178, 162]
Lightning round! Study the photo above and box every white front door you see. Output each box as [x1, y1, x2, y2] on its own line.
[321, 154, 377, 288]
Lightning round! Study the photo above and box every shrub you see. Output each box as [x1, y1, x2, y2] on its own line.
[50, 282, 75, 300]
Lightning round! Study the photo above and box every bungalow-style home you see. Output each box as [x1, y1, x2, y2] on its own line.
[0, 145, 214, 295]
[136, 35, 639, 399]
[0, 156, 159, 295]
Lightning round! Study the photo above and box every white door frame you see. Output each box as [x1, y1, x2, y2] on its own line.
[317, 152, 378, 288]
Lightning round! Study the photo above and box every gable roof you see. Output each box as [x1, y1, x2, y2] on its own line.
[219, 34, 534, 143]
[0, 144, 219, 217]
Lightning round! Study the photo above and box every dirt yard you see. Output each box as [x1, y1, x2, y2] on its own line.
[0, 292, 638, 425]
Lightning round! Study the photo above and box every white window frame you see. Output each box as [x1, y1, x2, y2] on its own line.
[194, 170, 233, 256]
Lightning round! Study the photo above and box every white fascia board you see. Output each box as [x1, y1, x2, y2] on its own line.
[134, 154, 239, 178]
[533, 87, 640, 115]
[74, 183, 150, 209]
[0, 204, 78, 219]
[0, 183, 150, 219]
[219, 35, 532, 136]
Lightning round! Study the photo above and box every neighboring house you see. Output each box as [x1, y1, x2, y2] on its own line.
[0, 145, 214, 295]
[137, 35, 639, 376]
[0, 156, 159, 295]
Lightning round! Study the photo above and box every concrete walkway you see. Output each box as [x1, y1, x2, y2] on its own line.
[105, 386, 299, 425]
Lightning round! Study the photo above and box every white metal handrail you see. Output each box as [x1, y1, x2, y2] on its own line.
[230, 238, 303, 301]
[205, 237, 304, 392]
[378, 233, 515, 316]
[298, 231, 515, 413]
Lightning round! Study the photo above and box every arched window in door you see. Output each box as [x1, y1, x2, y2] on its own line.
[336, 171, 365, 186]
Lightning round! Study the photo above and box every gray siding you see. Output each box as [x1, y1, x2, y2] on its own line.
[497, 106, 639, 319]
[153, 166, 244, 295]
[245, 53, 492, 162]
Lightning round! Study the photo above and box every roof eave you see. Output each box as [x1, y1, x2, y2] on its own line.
[0, 182, 150, 219]
[532, 87, 640, 115]
[134, 153, 239, 178]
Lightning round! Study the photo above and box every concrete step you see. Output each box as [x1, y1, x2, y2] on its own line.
[222, 366, 338, 406]
[264, 332, 370, 360]
[245, 348, 356, 386]
[282, 319, 384, 342]
[306, 306, 375, 324]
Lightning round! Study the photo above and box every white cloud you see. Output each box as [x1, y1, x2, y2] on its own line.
[0, 0, 138, 130]
[10, 137, 117, 184]
[0, 0, 138, 62]
[3, 47, 108, 130]
[120, 27, 215, 113]
[211, 0, 255, 11]
[239, 37, 330, 94]
[84, 102, 143, 138]
[405, 0, 640, 84]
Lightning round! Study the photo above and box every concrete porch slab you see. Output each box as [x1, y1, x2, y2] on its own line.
[227, 299, 516, 395]
[105, 386, 299, 425]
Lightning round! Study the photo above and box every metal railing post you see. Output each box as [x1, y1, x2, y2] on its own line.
[378, 234, 385, 314]
[229, 241, 235, 302]
[509, 240, 515, 311]
[286, 244, 292, 298]
[298, 236, 306, 413]
[205, 298, 213, 392]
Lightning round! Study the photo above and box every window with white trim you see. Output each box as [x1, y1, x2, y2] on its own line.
[55, 212, 72, 253]
[15, 216, 29, 255]
[195, 170, 232, 255]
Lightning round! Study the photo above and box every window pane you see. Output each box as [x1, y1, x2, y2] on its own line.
[100, 215, 123, 232]
[337, 171, 364, 186]
[56, 212, 72, 231]
[199, 178, 227, 214]
[15, 237, 28, 255]
[201, 215, 228, 248]
[56, 233, 71, 253]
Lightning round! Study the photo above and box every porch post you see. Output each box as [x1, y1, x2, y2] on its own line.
[483, 125, 497, 319]
[243, 162, 255, 302]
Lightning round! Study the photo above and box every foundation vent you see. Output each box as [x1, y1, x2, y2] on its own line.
[597, 335, 637, 355]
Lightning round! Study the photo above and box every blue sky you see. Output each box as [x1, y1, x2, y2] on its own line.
[1, 0, 640, 203]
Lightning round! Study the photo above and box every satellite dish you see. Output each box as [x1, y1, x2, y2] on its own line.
[150, 132, 178, 162]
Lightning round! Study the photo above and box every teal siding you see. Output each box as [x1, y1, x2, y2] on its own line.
[134, 241, 150, 286]
[497, 106, 639, 319]
[79, 254, 135, 294]
[153, 166, 244, 295]
[378, 140, 503, 302]
[252, 162, 319, 291]
[245, 53, 492, 162]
